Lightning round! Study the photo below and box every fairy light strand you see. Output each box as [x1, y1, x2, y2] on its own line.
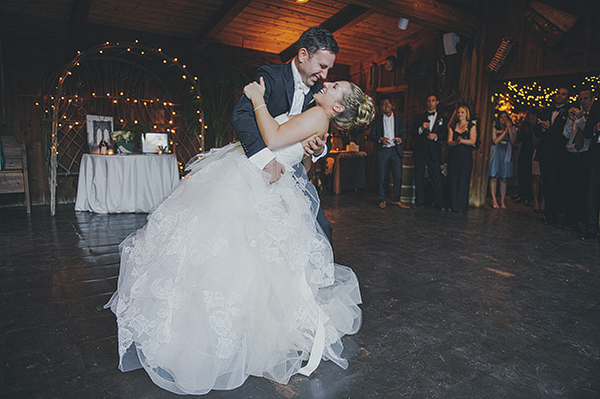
[45, 41, 204, 160]
[491, 75, 600, 108]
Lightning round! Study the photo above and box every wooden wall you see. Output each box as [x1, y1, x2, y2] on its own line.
[0, 25, 191, 208]
[349, 26, 473, 194]
[1, 0, 598, 209]
[351, 0, 600, 207]
[487, 0, 600, 80]
[0, 28, 282, 209]
[471, 0, 600, 207]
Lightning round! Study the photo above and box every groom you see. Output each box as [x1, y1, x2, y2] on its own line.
[232, 26, 339, 244]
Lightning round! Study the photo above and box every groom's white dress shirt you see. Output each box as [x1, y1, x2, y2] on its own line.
[249, 60, 326, 170]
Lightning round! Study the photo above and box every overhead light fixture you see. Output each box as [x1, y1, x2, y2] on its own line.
[397, 18, 409, 30]
[296, 0, 309, 3]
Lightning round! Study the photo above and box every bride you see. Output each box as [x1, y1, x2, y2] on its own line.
[105, 77, 375, 395]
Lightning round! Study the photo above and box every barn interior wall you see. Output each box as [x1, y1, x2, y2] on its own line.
[1, 0, 599, 208]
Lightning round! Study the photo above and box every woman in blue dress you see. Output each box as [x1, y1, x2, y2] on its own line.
[488, 111, 517, 209]
[447, 105, 477, 213]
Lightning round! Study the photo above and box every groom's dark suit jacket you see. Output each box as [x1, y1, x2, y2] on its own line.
[232, 62, 324, 158]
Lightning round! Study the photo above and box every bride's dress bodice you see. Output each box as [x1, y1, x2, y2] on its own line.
[272, 114, 303, 166]
[273, 143, 303, 166]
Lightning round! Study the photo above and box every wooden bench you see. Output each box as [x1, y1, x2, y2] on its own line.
[0, 135, 31, 213]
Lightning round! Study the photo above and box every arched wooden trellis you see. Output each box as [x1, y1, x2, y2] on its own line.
[42, 42, 205, 216]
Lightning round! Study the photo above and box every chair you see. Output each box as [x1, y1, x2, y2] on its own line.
[0, 135, 31, 213]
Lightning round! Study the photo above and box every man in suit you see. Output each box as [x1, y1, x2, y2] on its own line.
[580, 92, 600, 242]
[368, 96, 409, 209]
[231, 26, 337, 244]
[535, 86, 570, 225]
[562, 89, 593, 231]
[515, 107, 539, 205]
[413, 93, 446, 209]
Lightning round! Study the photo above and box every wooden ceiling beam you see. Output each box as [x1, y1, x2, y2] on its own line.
[337, 0, 480, 36]
[279, 4, 371, 63]
[435, 0, 483, 16]
[69, 0, 93, 36]
[189, 0, 253, 51]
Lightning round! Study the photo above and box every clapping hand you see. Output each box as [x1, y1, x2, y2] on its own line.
[243, 76, 266, 103]
[538, 119, 550, 129]
[568, 107, 583, 121]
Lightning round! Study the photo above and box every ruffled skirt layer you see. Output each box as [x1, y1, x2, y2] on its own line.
[105, 143, 362, 395]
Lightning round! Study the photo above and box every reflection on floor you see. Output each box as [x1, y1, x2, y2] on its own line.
[2, 191, 599, 398]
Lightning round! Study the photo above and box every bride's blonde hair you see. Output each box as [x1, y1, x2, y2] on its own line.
[332, 83, 375, 130]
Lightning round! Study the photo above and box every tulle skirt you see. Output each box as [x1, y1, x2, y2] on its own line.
[105, 143, 362, 395]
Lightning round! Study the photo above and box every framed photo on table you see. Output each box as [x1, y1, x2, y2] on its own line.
[86, 115, 114, 154]
[142, 132, 169, 154]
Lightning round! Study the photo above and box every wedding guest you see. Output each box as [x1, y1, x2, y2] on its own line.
[413, 94, 446, 210]
[446, 105, 477, 213]
[579, 90, 600, 242]
[530, 109, 545, 214]
[489, 111, 516, 209]
[534, 87, 570, 225]
[368, 95, 409, 209]
[515, 107, 538, 205]
[562, 89, 593, 231]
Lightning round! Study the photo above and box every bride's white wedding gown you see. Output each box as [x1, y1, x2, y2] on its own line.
[105, 125, 362, 395]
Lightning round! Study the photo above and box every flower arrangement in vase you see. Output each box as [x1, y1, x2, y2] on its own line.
[111, 123, 146, 154]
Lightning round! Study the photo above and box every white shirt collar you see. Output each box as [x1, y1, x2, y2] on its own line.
[291, 60, 310, 95]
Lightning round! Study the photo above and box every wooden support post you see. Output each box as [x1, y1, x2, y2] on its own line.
[469, 11, 492, 208]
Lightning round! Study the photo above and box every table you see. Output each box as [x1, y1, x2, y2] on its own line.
[75, 154, 180, 213]
[328, 150, 368, 194]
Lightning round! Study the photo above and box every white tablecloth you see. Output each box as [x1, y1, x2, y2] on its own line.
[75, 154, 180, 213]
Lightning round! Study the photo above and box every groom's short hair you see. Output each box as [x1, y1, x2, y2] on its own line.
[296, 26, 339, 57]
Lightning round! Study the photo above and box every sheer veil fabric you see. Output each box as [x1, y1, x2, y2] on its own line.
[105, 134, 362, 394]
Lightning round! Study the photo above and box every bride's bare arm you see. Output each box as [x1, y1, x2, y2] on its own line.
[244, 78, 329, 149]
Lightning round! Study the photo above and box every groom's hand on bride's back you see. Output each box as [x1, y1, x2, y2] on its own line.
[304, 133, 328, 157]
[264, 158, 285, 184]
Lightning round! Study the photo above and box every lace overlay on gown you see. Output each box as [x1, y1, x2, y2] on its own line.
[105, 116, 362, 395]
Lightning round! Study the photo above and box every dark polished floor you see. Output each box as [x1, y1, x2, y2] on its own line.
[2, 191, 599, 399]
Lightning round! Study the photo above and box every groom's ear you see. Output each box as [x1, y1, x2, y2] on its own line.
[297, 48, 309, 63]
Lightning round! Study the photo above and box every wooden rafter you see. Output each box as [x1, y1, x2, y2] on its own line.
[279, 4, 371, 63]
[338, 0, 480, 36]
[189, 0, 254, 51]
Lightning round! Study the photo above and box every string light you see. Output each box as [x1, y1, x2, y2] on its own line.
[46, 40, 204, 182]
[495, 75, 600, 108]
